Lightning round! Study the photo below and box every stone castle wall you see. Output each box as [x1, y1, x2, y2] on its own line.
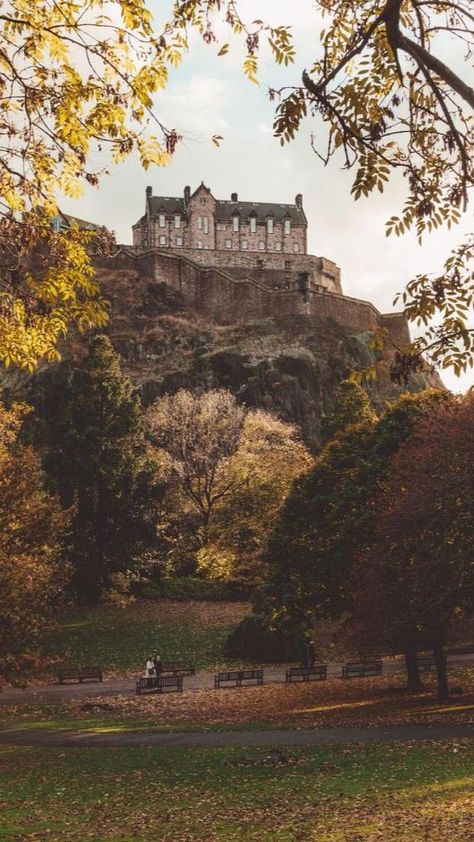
[99, 247, 410, 349]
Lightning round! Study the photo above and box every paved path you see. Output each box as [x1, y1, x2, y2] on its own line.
[1, 653, 473, 707]
[0, 723, 472, 748]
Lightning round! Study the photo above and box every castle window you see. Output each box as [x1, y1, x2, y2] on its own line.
[241, 239, 248, 250]
[203, 216, 209, 234]
[249, 216, 257, 233]
[159, 213, 166, 228]
[293, 243, 299, 253]
[200, 197, 205, 205]
[174, 214, 181, 229]
[275, 242, 282, 251]
[258, 241, 265, 251]
[225, 239, 232, 249]
[232, 215, 239, 232]
[198, 216, 202, 230]
[267, 218, 274, 234]
[159, 235, 166, 245]
[197, 240, 203, 249]
[284, 218, 291, 235]
[175, 236, 183, 246]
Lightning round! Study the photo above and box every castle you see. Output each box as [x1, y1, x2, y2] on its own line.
[104, 182, 409, 348]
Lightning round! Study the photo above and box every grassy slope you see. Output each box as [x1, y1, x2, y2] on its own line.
[1, 741, 473, 841]
[45, 600, 249, 675]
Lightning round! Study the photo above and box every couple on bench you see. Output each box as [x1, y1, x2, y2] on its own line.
[145, 654, 163, 685]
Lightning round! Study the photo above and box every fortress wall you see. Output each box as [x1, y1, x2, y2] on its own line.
[142, 246, 342, 294]
[95, 248, 408, 348]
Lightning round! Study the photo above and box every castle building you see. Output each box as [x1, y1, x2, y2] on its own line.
[132, 182, 342, 295]
[106, 181, 409, 350]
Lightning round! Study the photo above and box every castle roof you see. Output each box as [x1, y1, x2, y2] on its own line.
[215, 200, 305, 224]
[136, 187, 306, 226]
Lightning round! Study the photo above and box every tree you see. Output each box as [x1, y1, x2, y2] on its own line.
[36, 334, 161, 602]
[148, 392, 313, 583]
[351, 394, 474, 700]
[321, 379, 376, 443]
[197, 409, 313, 585]
[260, 389, 453, 681]
[0, 399, 69, 682]
[163, 1, 474, 378]
[0, 0, 186, 369]
[147, 389, 245, 546]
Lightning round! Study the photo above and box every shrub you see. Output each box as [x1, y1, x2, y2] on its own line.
[225, 614, 304, 663]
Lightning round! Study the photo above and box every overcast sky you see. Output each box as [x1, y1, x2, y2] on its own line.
[61, 1, 473, 392]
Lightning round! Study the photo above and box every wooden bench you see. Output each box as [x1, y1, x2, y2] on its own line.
[418, 657, 435, 673]
[57, 666, 103, 684]
[136, 674, 183, 695]
[161, 662, 196, 676]
[214, 669, 263, 689]
[342, 661, 382, 679]
[286, 665, 327, 683]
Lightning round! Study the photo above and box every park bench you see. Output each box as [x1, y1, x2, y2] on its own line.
[161, 662, 196, 676]
[286, 665, 327, 683]
[135, 674, 183, 695]
[57, 666, 103, 684]
[214, 668, 264, 689]
[342, 661, 382, 679]
[418, 657, 435, 673]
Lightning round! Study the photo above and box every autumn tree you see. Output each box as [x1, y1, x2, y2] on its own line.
[0, 0, 187, 370]
[163, 1, 474, 379]
[321, 379, 376, 443]
[352, 394, 474, 700]
[0, 399, 69, 682]
[260, 389, 453, 681]
[147, 389, 246, 547]
[197, 409, 313, 586]
[35, 334, 161, 603]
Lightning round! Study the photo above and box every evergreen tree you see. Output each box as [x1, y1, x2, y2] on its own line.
[321, 379, 375, 444]
[260, 389, 453, 684]
[37, 335, 161, 602]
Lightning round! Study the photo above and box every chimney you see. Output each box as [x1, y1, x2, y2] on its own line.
[295, 193, 303, 209]
[184, 185, 191, 207]
[231, 192, 238, 202]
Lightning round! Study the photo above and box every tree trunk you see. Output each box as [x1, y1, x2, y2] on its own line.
[403, 646, 423, 691]
[433, 641, 449, 701]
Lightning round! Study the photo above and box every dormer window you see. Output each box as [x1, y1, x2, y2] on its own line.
[249, 215, 257, 233]
[174, 214, 181, 229]
[284, 218, 291, 235]
[232, 214, 240, 232]
[267, 217, 274, 234]
[159, 213, 166, 228]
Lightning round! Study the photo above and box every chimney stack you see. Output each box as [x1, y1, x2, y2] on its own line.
[184, 185, 191, 207]
[295, 193, 303, 209]
[231, 192, 238, 202]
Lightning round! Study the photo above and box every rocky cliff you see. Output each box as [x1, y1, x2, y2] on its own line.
[4, 265, 442, 451]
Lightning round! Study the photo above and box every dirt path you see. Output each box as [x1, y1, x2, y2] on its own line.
[0, 723, 472, 748]
[1, 653, 473, 707]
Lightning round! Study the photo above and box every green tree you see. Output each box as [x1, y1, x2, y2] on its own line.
[260, 389, 453, 683]
[321, 379, 376, 444]
[0, 399, 69, 682]
[36, 334, 161, 603]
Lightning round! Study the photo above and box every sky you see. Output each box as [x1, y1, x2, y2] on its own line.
[60, 0, 473, 393]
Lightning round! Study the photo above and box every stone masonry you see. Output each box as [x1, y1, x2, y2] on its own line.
[121, 182, 410, 349]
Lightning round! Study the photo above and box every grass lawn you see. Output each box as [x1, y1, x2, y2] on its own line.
[0, 740, 473, 840]
[45, 600, 249, 676]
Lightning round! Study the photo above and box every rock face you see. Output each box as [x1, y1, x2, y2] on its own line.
[83, 267, 440, 451]
[8, 265, 442, 452]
